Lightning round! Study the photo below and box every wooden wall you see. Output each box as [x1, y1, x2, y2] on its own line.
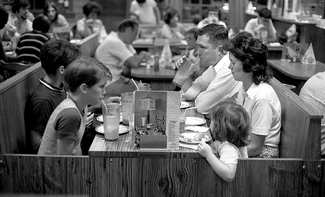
[1, 155, 325, 196]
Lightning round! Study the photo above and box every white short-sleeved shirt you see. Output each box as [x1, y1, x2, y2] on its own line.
[299, 72, 325, 155]
[182, 54, 241, 114]
[76, 17, 108, 43]
[130, 0, 157, 24]
[236, 83, 281, 147]
[211, 141, 248, 165]
[95, 31, 136, 82]
[244, 18, 277, 41]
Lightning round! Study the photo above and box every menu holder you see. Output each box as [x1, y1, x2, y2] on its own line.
[281, 43, 308, 62]
[133, 91, 181, 151]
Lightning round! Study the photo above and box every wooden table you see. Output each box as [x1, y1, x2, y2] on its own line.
[267, 59, 325, 94]
[131, 66, 177, 91]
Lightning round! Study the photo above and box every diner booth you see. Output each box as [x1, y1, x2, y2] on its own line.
[1, 0, 325, 196]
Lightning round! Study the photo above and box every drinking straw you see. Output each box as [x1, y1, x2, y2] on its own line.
[102, 99, 108, 114]
[131, 78, 139, 90]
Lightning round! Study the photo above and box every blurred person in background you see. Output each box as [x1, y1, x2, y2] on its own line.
[0, 5, 9, 82]
[43, 1, 69, 40]
[76, 1, 107, 43]
[16, 14, 51, 64]
[197, 7, 226, 29]
[161, 8, 185, 39]
[130, 0, 161, 24]
[95, 19, 151, 97]
[244, 8, 277, 42]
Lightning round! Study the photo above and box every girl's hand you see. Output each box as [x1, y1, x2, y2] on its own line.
[197, 140, 213, 158]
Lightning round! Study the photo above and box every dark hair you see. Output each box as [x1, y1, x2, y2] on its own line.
[0, 6, 9, 29]
[198, 24, 228, 47]
[210, 101, 250, 148]
[185, 28, 199, 40]
[12, 0, 30, 14]
[83, 1, 101, 17]
[256, 8, 271, 19]
[164, 8, 179, 25]
[43, 2, 58, 23]
[191, 14, 202, 25]
[118, 19, 138, 32]
[64, 56, 112, 93]
[223, 31, 271, 85]
[40, 39, 81, 75]
[136, 0, 146, 4]
[32, 14, 51, 33]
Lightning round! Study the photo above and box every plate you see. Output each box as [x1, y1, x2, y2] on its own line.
[185, 126, 209, 133]
[95, 124, 129, 135]
[180, 101, 191, 109]
[185, 117, 206, 126]
[179, 132, 211, 144]
[96, 115, 123, 123]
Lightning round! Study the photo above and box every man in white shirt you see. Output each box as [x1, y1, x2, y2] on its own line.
[130, 0, 160, 24]
[177, 24, 241, 114]
[95, 19, 151, 97]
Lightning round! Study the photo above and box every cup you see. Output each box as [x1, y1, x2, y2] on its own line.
[172, 56, 199, 87]
[102, 103, 120, 141]
[121, 92, 133, 125]
[138, 83, 151, 91]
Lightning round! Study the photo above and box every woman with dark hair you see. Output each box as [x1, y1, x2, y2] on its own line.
[223, 31, 281, 158]
[43, 1, 69, 40]
[76, 1, 107, 43]
[160, 8, 185, 39]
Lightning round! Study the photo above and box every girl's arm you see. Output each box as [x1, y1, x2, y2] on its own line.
[198, 141, 237, 182]
[57, 138, 75, 155]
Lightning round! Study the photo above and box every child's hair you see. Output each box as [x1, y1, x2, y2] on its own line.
[210, 101, 250, 147]
[64, 57, 112, 93]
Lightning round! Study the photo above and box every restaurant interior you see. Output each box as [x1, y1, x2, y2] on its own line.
[0, 0, 325, 196]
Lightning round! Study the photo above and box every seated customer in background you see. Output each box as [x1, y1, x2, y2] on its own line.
[161, 8, 185, 39]
[197, 7, 226, 29]
[244, 8, 277, 42]
[176, 24, 241, 114]
[43, 1, 69, 40]
[299, 71, 325, 158]
[95, 19, 151, 97]
[130, 0, 160, 25]
[16, 14, 51, 63]
[76, 1, 107, 43]
[224, 31, 281, 158]
[0, 5, 9, 82]
[198, 101, 250, 182]
[26, 39, 81, 154]
[38, 57, 112, 156]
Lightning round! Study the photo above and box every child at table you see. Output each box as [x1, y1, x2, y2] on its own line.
[38, 57, 112, 155]
[197, 101, 250, 182]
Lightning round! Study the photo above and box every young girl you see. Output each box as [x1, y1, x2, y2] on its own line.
[38, 57, 112, 155]
[197, 101, 250, 182]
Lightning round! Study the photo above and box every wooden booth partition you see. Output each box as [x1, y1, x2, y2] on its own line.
[0, 155, 324, 196]
[75, 32, 99, 58]
[0, 62, 44, 154]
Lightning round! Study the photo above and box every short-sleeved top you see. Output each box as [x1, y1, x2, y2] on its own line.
[161, 23, 185, 39]
[95, 31, 136, 82]
[235, 82, 281, 147]
[182, 53, 241, 114]
[76, 17, 108, 43]
[16, 30, 50, 63]
[211, 140, 248, 165]
[38, 98, 86, 155]
[27, 78, 66, 137]
[50, 14, 69, 40]
[130, 0, 157, 24]
[244, 18, 276, 41]
[299, 71, 325, 155]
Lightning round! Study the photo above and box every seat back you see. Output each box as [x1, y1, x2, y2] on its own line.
[0, 60, 33, 80]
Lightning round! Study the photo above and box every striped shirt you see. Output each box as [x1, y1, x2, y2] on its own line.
[16, 30, 50, 63]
